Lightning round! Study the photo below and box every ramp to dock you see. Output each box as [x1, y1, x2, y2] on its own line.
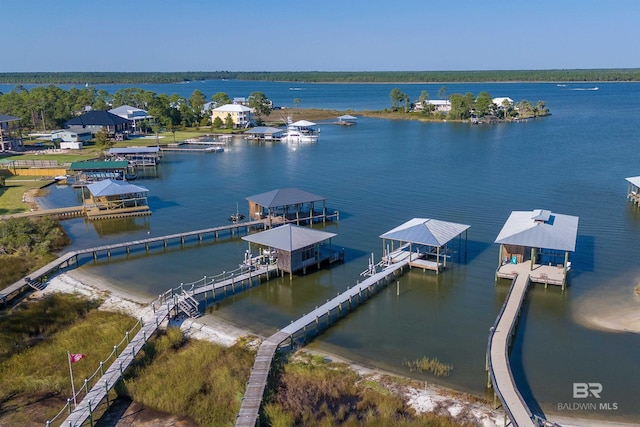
[487, 263, 536, 427]
[235, 261, 408, 427]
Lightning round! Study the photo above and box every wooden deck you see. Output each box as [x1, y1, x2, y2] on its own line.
[488, 261, 557, 427]
[235, 261, 409, 427]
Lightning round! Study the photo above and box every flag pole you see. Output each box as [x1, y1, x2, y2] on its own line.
[67, 351, 77, 407]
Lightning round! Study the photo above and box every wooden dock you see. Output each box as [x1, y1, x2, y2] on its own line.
[0, 205, 84, 220]
[50, 263, 279, 427]
[487, 261, 553, 427]
[235, 260, 409, 427]
[0, 220, 267, 306]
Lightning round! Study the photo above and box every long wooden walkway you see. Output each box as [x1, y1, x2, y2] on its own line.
[1, 205, 85, 220]
[235, 261, 408, 427]
[56, 263, 277, 427]
[0, 220, 267, 306]
[487, 262, 538, 427]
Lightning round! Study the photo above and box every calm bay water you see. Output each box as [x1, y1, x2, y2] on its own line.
[35, 81, 640, 422]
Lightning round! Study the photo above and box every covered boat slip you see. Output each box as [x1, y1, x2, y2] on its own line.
[241, 224, 344, 279]
[69, 160, 130, 187]
[380, 218, 470, 273]
[626, 176, 640, 205]
[83, 179, 151, 220]
[246, 187, 338, 228]
[107, 146, 161, 167]
[494, 209, 579, 290]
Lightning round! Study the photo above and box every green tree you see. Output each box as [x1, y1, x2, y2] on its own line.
[211, 92, 231, 107]
[0, 176, 5, 188]
[389, 88, 408, 111]
[248, 91, 271, 124]
[293, 98, 301, 108]
[94, 128, 112, 148]
[437, 86, 447, 100]
[224, 113, 234, 129]
[212, 116, 223, 129]
[475, 92, 493, 116]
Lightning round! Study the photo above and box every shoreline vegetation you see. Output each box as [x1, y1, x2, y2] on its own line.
[1, 69, 640, 85]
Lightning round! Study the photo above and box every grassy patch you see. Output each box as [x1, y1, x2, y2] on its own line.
[402, 357, 453, 377]
[0, 153, 98, 163]
[120, 329, 256, 426]
[264, 352, 465, 427]
[0, 306, 135, 406]
[0, 294, 101, 362]
[0, 180, 49, 215]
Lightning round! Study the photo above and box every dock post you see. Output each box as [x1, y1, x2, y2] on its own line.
[145, 242, 149, 252]
[397, 281, 400, 296]
[126, 246, 130, 255]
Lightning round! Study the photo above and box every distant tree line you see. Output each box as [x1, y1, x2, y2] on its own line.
[1, 69, 640, 85]
[0, 85, 271, 133]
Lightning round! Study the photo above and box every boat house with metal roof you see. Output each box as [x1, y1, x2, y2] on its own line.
[246, 188, 338, 228]
[107, 147, 161, 167]
[380, 218, 470, 273]
[494, 209, 579, 289]
[625, 176, 640, 205]
[69, 160, 130, 187]
[244, 126, 284, 141]
[242, 224, 343, 278]
[83, 179, 151, 220]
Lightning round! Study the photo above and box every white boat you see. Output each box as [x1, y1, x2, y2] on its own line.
[281, 117, 319, 143]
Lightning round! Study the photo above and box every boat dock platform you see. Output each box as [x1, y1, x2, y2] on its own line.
[487, 261, 558, 427]
[160, 145, 223, 153]
[235, 260, 409, 427]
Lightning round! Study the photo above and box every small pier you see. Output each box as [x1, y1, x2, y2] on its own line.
[235, 261, 409, 427]
[487, 263, 538, 427]
[160, 145, 223, 153]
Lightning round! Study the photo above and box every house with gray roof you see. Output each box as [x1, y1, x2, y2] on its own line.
[66, 110, 132, 137]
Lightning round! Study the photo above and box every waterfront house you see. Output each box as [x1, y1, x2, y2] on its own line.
[0, 114, 22, 151]
[494, 209, 579, 289]
[108, 105, 153, 134]
[211, 104, 254, 128]
[83, 179, 151, 220]
[414, 100, 451, 113]
[65, 110, 132, 137]
[380, 218, 470, 273]
[242, 224, 342, 278]
[246, 187, 334, 227]
[51, 129, 92, 149]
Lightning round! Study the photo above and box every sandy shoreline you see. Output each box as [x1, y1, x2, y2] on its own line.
[36, 270, 638, 427]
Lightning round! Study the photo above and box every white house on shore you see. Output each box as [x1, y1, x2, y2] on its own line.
[414, 100, 451, 113]
[51, 129, 93, 149]
[211, 104, 254, 128]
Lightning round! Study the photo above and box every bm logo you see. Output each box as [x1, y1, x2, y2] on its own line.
[573, 383, 602, 398]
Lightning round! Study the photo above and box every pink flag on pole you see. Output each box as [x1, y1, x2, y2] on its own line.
[69, 353, 86, 363]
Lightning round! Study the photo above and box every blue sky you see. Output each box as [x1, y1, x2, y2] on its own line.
[2, 0, 639, 72]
